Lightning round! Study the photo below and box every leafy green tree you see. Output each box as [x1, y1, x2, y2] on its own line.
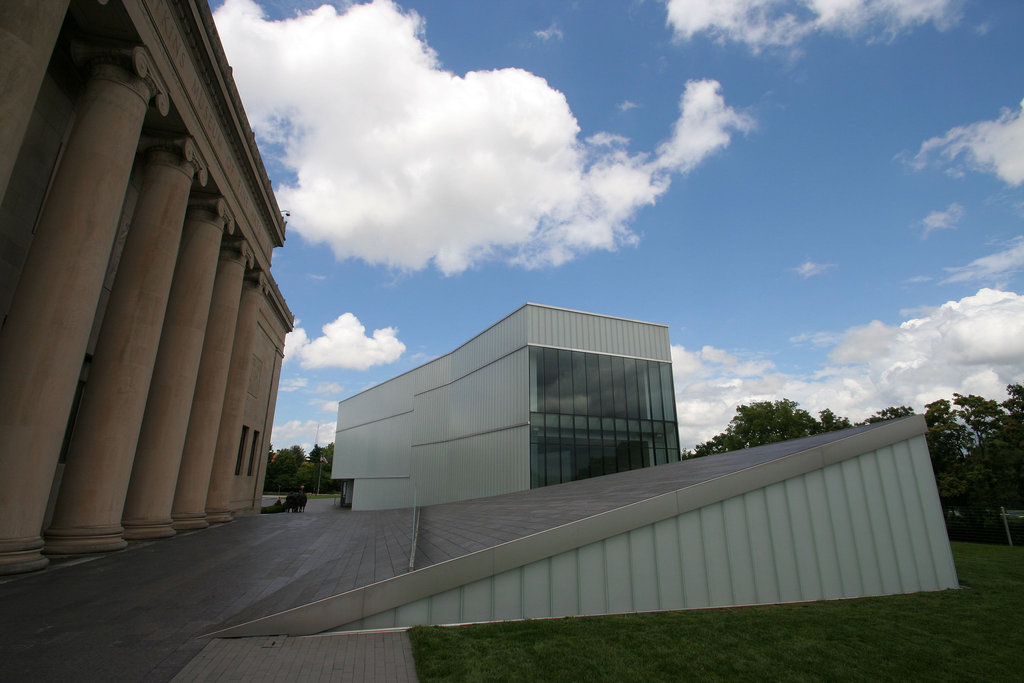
[690, 399, 843, 456]
[814, 408, 852, 434]
[859, 405, 915, 424]
[264, 444, 306, 493]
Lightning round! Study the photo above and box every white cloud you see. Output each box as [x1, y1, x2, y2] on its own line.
[912, 98, 1024, 187]
[663, 0, 962, 51]
[919, 202, 964, 237]
[941, 236, 1024, 285]
[284, 313, 406, 370]
[792, 260, 835, 278]
[214, 0, 751, 274]
[270, 418, 337, 450]
[673, 288, 1024, 448]
[278, 377, 308, 392]
[535, 23, 563, 41]
[618, 100, 639, 112]
[314, 381, 345, 395]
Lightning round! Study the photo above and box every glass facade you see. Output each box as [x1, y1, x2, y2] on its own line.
[529, 346, 680, 488]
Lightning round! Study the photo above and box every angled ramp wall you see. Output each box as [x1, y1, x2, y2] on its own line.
[214, 418, 957, 637]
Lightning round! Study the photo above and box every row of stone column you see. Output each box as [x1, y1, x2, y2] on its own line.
[0, 45, 265, 574]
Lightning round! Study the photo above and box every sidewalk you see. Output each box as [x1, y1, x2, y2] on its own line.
[0, 498, 419, 682]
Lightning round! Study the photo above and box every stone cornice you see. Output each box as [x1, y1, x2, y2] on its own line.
[167, 0, 286, 249]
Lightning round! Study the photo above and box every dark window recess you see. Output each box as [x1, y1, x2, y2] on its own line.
[234, 425, 249, 476]
[246, 429, 260, 476]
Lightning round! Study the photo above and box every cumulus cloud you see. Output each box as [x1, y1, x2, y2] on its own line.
[214, 0, 751, 274]
[791, 260, 835, 278]
[919, 202, 964, 237]
[663, 0, 962, 51]
[270, 418, 337, 451]
[911, 99, 1024, 186]
[673, 288, 1024, 448]
[284, 313, 406, 369]
[278, 377, 309, 392]
[941, 236, 1024, 285]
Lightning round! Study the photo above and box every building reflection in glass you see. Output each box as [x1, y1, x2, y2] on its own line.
[529, 346, 680, 488]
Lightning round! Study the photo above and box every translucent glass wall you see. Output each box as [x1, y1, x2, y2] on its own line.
[528, 346, 680, 488]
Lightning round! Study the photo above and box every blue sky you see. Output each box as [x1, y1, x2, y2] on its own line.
[211, 0, 1024, 450]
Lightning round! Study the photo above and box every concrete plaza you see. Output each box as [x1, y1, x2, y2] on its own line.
[0, 498, 418, 682]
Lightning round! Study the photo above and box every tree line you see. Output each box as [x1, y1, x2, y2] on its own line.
[263, 442, 340, 494]
[684, 383, 1024, 508]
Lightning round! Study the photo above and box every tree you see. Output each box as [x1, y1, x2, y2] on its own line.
[264, 444, 306, 493]
[859, 405, 915, 424]
[814, 408, 852, 434]
[689, 398, 843, 456]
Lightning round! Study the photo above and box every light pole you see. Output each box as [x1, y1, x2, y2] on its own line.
[314, 421, 322, 495]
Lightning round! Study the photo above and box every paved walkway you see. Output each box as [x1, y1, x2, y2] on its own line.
[0, 498, 419, 682]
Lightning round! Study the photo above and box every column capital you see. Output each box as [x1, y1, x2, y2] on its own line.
[220, 235, 254, 270]
[186, 195, 234, 234]
[139, 135, 208, 186]
[71, 43, 169, 116]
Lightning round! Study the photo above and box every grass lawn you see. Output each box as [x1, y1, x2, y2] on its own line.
[409, 543, 1022, 681]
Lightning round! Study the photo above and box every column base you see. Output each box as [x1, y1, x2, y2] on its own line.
[122, 519, 177, 540]
[43, 526, 127, 556]
[171, 513, 208, 531]
[0, 537, 50, 576]
[204, 508, 233, 524]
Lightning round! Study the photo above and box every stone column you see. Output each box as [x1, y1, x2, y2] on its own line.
[121, 198, 232, 540]
[0, 0, 69, 202]
[205, 273, 264, 522]
[44, 137, 206, 555]
[0, 47, 166, 575]
[171, 237, 252, 530]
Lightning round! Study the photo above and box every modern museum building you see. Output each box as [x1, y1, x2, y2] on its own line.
[333, 304, 681, 510]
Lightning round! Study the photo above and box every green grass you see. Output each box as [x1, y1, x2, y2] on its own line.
[409, 543, 1023, 682]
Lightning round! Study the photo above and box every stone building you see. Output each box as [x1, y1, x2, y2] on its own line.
[0, 0, 292, 575]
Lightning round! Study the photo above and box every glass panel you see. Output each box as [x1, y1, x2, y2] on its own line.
[629, 440, 643, 470]
[655, 448, 667, 466]
[616, 440, 630, 472]
[561, 443, 573, 482]
[649, 362, 664, 421]
[546, 442, 561, 485]
[611, 356, 627, 418]
[660, 363, 676, 422]
[558, 349, 574, 414]
[543, 347, 559, 414]
[599, 355, 614, 418]
[573, 351, 588, 415]
[653, 421, 666, 451]
[637, 359, 651, 420]
[590, 446, 604, 477]
[604, 445, 618, 474]
[623, 358, 639, 419]
[574, 442, 590, 480]
[531, 443, 542, 487]
[641, 420, 654, 467]
[575, 415, 589, 440]
[665, 425, 679, 453]
[529, 347, 539, 413]
[530, 413, 543, 442]
[586, 354, 601, 416]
